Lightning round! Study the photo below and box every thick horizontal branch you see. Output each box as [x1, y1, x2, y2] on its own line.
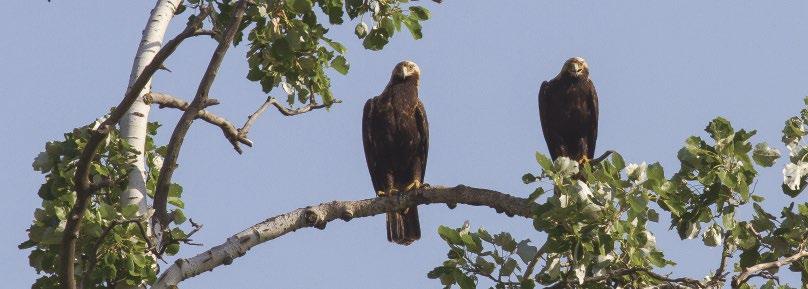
[151, 185, 535, 288]
[145, 92, 253, 153]
[732, 248, 808, 288]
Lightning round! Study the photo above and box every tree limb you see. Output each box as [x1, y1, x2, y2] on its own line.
[152, 0, 249, 237]
[145, 92, 254, 153]
[151, 185, 536, 288]
[732, 248, 808, 288]
[58, 5, 210, 289]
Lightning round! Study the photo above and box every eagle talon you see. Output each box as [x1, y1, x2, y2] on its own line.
[405, 180, 422, 191]
[376, 190, 388, 197]
[580, 156, 590, 164]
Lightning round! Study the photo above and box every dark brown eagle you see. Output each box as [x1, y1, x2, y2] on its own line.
[362, 61, 429, 245]
[539, 57, 599, 163]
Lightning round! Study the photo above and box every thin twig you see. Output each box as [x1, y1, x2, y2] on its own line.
[708, 233, 732, 286]
[238, 96, 340, 141]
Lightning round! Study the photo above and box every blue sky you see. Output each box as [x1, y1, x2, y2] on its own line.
[2, 1, 807, 288]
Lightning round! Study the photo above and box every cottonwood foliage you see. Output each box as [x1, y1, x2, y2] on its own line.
[430, 99, 808, 288]
[22, 118, 184, 288]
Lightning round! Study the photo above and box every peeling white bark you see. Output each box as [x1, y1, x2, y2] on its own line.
[118, 1, 182, 288]
[152, 185, 535, 289]
[119, 0, 182, 212]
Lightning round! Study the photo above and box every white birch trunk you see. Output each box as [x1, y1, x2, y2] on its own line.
[119, 1, 182, 288]
[119, 0, 182, 212]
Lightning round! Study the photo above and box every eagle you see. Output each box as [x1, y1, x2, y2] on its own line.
[539, 57, 599, 163]
[362, 61, 429, 245]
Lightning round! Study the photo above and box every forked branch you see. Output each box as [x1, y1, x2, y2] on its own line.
[145, 92, 253, 152]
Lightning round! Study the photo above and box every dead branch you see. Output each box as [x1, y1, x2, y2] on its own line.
[145, 92, 253, 153]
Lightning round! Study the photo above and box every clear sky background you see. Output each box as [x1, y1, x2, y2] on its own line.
[2, 1, 807, 288]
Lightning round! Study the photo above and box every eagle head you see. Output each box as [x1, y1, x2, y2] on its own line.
[561, 57, 589, 80]
[391, 60, 421, 82]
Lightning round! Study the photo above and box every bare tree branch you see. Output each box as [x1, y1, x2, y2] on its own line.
[708, 233, 732, 287]
[152, 185, 536, 289]
[145, 92, 253, 153]
[152, 0, 249, 237]
[59, 5, 211, 288]
[733, 248, 808, 288]
[237, 96, 339, 143]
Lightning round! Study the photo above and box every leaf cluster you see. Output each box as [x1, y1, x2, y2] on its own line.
[22, 117, 187, 288]
[434, 98, 808, 288]
[185, 0, 432, 107]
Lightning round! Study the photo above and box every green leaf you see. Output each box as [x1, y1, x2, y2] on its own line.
[611, 152, 626, 169]
[172, 209, 187, 225]
[168, 196, 185, 209]
[331, 56, 349, 75]
[739, 248, 761, 267]
[527, 187, 544, 203]
[535, 152, 554, 172]
[522, 173, 536, 184]
[165, 243, 180, 255]
[345, 0, 363, 18]
[438, 226, 463, 245]
[499, 258, 518, 276]
[380, 17, 395, 35]
[648, 209, 660, 222]
[122, 204, 140, 219]
[520, 279, 536, 289]
[409, 6, 431, 20]
[516, 240, 538, 263]
[168, 183, 183, 197]
[461, 233, 482, 253]
[354, 22, 368, 38]
[18, 240, 36, 250]
[752, 142, 781, 167]
[402, 15, 423, 40]
[454, 271, 475, 289]
[287, 0, 313, 14]
[646, 163, 665, 184]
[706, 117, 735, 141]
[324, 38, 347, 54]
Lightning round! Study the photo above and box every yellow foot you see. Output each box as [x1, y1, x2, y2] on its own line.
[376, 190, 388, 197]
[405, 180, 422, 191]
[580, 156, 590, 164]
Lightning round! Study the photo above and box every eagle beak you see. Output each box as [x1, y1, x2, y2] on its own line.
[402, 66, 413, 77]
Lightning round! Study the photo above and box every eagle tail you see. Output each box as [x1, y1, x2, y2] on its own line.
[386, 206, 420, 245]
